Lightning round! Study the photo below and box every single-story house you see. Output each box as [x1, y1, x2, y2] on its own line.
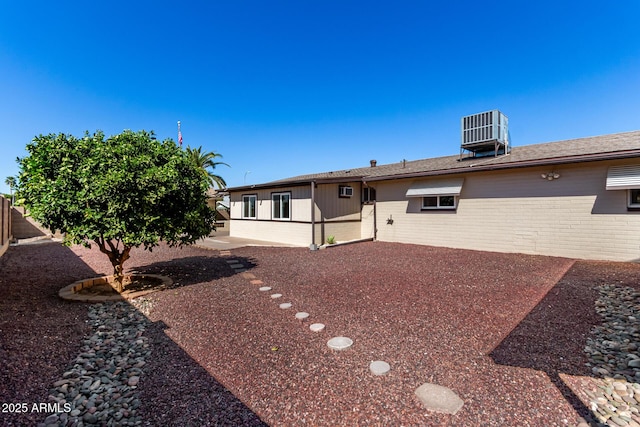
[227, 128, 640, 261]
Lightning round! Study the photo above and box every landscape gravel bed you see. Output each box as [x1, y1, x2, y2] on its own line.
[2, 240, 640, 426]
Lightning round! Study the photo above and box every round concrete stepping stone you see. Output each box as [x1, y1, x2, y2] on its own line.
[327, 336, 353, 350]
[295, 312, 309, 320]
[309, 323, 324, 332]
[279, 303, 292, 309]
[309, 323, 325, 332]
[414, 383, 464, 415]
[369, 360, 391, 376]
[270, 293, 282, 299]
[258, 286, 272, 292]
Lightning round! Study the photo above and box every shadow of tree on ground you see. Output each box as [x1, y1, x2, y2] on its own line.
[133, 255, 258, 288]
[138, 318, 267, 426]
[0, 242, 264, 426]
[0, 242, 93, 426]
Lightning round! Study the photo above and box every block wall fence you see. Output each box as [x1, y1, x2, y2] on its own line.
[0, 196, 11, 258]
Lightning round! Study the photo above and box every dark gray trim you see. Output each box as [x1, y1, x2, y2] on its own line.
[230, 218, 362, 225]
[366, 149, 640, 183]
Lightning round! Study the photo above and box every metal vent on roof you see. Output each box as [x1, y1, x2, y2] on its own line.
[460, 110, 509, 160]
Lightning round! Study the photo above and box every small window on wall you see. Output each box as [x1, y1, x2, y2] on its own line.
[339, 185, 353, 198]
[422, 195, 457, 210]
[363, 187, 376, 204]
[242, 195, 256, 218]
[629, 189, 640, 208]
[272, 192, 291, 220]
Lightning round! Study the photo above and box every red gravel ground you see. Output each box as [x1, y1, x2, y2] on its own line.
[2, 240, 640, 426]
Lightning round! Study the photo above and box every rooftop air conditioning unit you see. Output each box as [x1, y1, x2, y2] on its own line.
[461, 110, 508, 147]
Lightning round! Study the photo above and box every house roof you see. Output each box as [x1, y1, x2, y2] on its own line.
[229, 130, 640, 191]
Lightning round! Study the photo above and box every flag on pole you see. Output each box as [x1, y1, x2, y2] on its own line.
[177, 121, 183, 146]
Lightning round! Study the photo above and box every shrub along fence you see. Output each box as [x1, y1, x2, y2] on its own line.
[0, 195, 11, 258]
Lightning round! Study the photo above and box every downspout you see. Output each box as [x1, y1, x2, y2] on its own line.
[373, 199, 377, 241]
[310, 180, 317, 250]
[363, 179, 377, 241]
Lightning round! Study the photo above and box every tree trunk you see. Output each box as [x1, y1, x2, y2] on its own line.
[95, 238, 131, 293]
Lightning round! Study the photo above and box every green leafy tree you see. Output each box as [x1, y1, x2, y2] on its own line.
[185, 146, 229, 189]
[4, 176, 17, 204]
[18, 130, 216, 291]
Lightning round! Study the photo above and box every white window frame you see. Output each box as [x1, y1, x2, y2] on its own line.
[339, 185, 353, 198]
[272, 192, 291, 220]
[628, 189, 640, 208]
[242, 195, 257, 219]
[421, 195, 458, 210]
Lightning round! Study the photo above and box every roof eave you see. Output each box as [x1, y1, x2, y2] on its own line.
[366, 149, 640, 182]
[227, 175, 366, 192]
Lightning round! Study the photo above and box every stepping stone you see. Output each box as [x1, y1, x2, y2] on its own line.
[259, 286, 272, 292]
[295, 312, 309, 320]
[250, 279, 264, 285]
[369, 361, 391, 376]
[229, 263, 244, 269]
[310, 323, 325, 332]
[327, 336, 353, 351]
[279, 303, 292, 309]
[271, 294, 282, 299]
[241, 272, 256, 280]
[226, 259, 239, 264]
[414, 383, 464, 415]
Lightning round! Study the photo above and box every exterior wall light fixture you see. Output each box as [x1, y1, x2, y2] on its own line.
[541, 172, 560, 181]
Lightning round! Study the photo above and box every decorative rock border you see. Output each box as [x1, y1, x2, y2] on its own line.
[42, 302, 151, 426]
[59, 274, 172, 303]
[581, 284, 640, 426]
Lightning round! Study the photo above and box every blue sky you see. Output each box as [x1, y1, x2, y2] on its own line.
[1, 1, 639, 194]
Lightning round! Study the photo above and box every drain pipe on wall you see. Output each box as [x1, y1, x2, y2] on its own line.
[363, 180, 377, 241]
[373, 199, 377, 241]
[310, 180, 318, 251]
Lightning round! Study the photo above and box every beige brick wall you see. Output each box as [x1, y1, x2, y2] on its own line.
[315, 221, 362, 244]
[11, 206, 50, 239]
[0, 196, 11, 258]
[361, 204, 375, 239]
[229, 158, 640, 260]
[374, 159, 640, 261]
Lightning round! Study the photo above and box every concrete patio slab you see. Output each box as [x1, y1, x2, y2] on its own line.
[196, 232, 301, 251]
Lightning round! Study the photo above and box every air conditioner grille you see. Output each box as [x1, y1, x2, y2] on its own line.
[461, 110, 508, 146]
